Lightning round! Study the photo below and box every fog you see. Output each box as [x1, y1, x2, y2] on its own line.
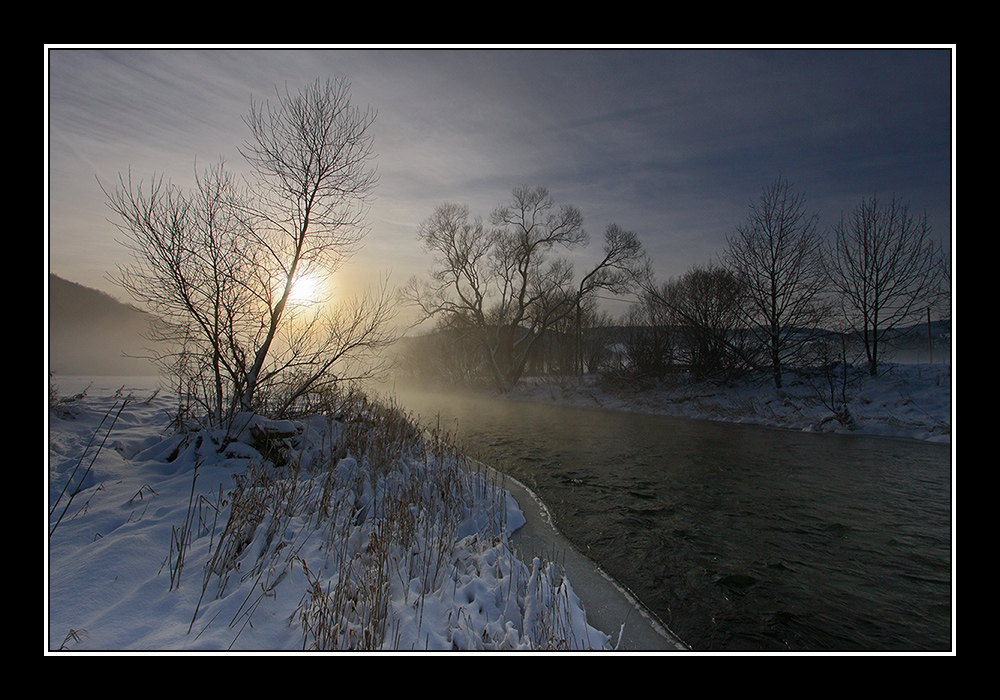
[47, 274, 159, 376]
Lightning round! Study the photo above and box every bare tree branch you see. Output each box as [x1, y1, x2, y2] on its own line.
[403, 186, 647, 392]
[825, 193, 948, 376]
[103, 77, 392, 426]
[723, 176, 828, 389]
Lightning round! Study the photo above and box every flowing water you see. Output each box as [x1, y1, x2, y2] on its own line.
[385, 385, 953, 652]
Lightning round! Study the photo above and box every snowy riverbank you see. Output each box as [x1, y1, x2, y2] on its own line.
[46, 375, 648, 653]
[46, 363, 951, 653]
[504, 363, 952, 445]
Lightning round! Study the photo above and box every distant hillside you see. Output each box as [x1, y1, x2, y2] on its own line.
[47, 274, 160, 376]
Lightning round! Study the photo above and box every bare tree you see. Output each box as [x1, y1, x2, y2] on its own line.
[403, 186, 647, 393]
[575, 300, 618, 375]
[825, 193, 948, 376]
[397, 319, 485, 387]
[723, 176, 829, 389]
[256, 275, 398, 416]
[618, 290, 678, 381]
[106, 163, 259, 425]
[668, 264, 750, 379]
[105, 77, 393, 426]
[641, 263, 752, 380]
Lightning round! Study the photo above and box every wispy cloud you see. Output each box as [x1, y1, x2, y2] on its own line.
[46, 46, 953, 301]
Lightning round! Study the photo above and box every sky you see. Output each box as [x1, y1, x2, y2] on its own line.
[45, 46, 954, 323]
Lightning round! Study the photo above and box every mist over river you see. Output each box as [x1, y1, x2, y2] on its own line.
[382, 384, 953, 652]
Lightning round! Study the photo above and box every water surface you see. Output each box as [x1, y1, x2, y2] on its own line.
[387, 386, 953, 652]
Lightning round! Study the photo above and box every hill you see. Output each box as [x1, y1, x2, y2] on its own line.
[47, 274, 159, 376]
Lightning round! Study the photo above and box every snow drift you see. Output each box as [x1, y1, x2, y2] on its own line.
[47, 378, 611, 652]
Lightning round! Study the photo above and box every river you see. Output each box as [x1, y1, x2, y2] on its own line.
[383, 384, 953, 652]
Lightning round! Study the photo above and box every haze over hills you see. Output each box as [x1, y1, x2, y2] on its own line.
[47, 274, 159, 376]
[47, 272, 951, 379]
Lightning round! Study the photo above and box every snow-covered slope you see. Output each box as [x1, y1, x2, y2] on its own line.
[47, 377, 618, 652]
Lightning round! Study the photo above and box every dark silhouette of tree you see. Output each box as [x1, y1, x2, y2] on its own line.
[825, 193, 948, 376]
[104, 77, 395, 426]
[724, 177, 829, 389]
[659, 263, 750, 379]
[403, 186, 647, 393]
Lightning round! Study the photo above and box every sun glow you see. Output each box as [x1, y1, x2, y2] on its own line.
[287, 272, 327, 306]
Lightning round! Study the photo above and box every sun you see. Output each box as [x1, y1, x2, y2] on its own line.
[287, 272, 326, 306]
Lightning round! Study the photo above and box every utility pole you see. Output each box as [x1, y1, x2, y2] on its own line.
[927, 307, 933, 365]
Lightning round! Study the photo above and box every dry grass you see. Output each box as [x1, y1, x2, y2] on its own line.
[178, 385, 602, 650]
[49, 396, 130, 537]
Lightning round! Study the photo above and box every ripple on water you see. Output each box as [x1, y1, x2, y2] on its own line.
[392, 388, 953, 652]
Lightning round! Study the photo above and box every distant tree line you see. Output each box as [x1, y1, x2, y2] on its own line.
[400, 177, 949, 392]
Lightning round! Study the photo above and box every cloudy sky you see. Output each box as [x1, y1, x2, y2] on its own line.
[46, 46, 954, 320]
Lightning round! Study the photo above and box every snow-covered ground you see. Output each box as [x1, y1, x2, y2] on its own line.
[46, 362, 951, 653]
[47, 376, 615, 653]
[506, 362, 953, 445]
